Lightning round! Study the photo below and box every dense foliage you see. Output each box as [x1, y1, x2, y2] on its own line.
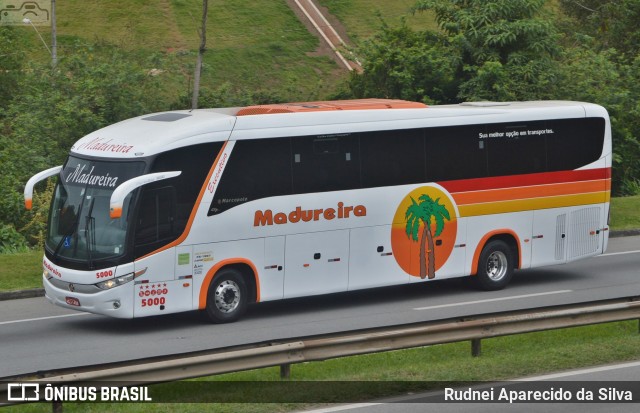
[1, 0, 639, 252]
[0, 38, 284, 251]
[348, 0, 640, 195]
[0, 42, 169, 252]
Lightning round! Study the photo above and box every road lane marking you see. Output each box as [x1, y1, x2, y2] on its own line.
[296, 360, 640, 412]
[413, 290, 572, 311]
[598, 250, 640, 257]
[0, 313, 89, 326]
[294, 403, 383, 413]
[517, 360, 640, 381]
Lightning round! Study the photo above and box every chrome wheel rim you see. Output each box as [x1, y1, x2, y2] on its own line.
[486, 251, 508, 281]
[214, 280, 241, 313]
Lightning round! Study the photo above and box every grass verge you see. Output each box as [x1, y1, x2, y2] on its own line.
[318, 0, 437, 42]
[20, 0, 346, 103]
[3, 321, 640, 412]
[609, 195, 640, 231]
[0, 251, 42, 292]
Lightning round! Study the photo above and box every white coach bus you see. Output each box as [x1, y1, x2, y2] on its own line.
[25, 99, 611, 322]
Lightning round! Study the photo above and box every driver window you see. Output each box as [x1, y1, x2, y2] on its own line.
[134, 186, 176, 247]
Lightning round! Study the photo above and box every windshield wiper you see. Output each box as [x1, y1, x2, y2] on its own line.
[84, 197, 96, 270]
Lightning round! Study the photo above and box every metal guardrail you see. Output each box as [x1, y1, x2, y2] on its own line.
[2, 296, 640, 405]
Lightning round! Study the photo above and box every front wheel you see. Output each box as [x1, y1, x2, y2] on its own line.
[473, 240, 514, 291]
[204, 268, 248, 323]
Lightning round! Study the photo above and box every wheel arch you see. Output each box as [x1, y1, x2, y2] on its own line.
[198, 258, 260, 310]
[471, 230, 521, 276]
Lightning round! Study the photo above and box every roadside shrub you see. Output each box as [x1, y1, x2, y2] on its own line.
[0, 224, 28, 254]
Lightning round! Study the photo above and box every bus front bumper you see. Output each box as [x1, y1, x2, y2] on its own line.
[43, 274, 135, 319]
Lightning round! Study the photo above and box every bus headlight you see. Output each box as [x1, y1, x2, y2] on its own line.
[96, 273, 135, 290]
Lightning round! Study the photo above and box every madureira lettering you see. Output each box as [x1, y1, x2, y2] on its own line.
[77, 137, 134, 154]
[66, 164, 119, 188]
[254, 203, 367, 226]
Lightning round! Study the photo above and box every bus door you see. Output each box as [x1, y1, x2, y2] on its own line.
[283, 230, 349, 298]
[133, 186, 193, 315]
[531, 209, 568, 267]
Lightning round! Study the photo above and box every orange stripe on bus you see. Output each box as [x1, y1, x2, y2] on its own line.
[452, 179, 610, 205]
[137, 141, 229, 261]
[458, 191, 610, 217]
[198, 258, 261, 309]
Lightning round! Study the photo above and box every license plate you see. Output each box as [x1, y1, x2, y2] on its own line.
[65, 297, 81, 306]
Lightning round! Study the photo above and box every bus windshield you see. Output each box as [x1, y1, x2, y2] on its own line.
[46, 156, 145, 266]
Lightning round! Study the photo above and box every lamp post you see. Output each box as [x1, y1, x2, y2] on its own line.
[51, 0, 57, 66]
[22, 5, 57, 67]
[22, 17, 52, 56]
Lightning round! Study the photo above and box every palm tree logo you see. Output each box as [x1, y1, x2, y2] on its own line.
[405, 194, 451, 279]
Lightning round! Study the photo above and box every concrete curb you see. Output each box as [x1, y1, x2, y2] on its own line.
[609, 229, 640, 238]
[0, 288, 45, 301]
[1, 230, 637, 301]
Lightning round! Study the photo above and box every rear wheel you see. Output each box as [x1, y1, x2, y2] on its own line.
[205, 268, 248, 323]
[473, 240, 514, 290]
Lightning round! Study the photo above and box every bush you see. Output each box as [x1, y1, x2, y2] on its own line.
[0, 224, 28, 254]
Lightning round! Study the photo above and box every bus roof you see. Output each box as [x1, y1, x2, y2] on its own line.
[69, 100, 607, 159]
[235, 99, 427, 115]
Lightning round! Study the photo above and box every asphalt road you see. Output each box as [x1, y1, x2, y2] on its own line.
[1, 236, 639, 378]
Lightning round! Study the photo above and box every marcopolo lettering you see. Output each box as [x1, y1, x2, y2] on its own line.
[254, 203, 367, 226]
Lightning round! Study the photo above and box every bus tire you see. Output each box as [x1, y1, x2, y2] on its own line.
[473, 240, 514, 291]
[205, 268, 248, 323]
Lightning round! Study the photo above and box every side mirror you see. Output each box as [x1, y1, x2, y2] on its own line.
[24, 165, 63, 210]
[110, 171, 181, 219]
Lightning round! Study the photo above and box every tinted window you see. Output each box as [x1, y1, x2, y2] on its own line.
[546, 118, 605, 171]
[361, 129, 425, 188]
[210, 138, 293, 216]
[134, 186, 176, 246]
[426, 125, 488, 181]
[292, 134, 360, 193]
[205, 117, 606, 215]
[486, 121, 548, 176]
[135, 142, 221, 257]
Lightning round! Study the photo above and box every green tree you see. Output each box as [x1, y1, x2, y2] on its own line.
[554, 5, 640, 195]
[348, 19, 460, 104]
[559, 0, 640, 61]
[349, 0, 562, 103]
[413, 0, 561, 101]
[405, 195, 450, 279]
[0, 27, 25, 116]
[0, 43, 169, 248]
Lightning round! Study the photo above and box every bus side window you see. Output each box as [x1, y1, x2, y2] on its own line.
[209, 138, 293, 216]
[546, 118, 605, 171]
[134, 142, 221, 257]
[486, 121, 548, 177]
[426, 125, 488, 182]
[135, 186, 176, 247]
[292, 134, 360, 193]
[360, 129, 425, 188]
